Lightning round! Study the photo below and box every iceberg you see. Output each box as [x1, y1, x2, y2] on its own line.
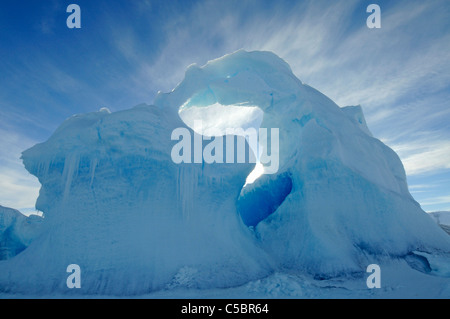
[0, 104, 270, 295]
[0, 205, 43, 260]
[0, 50, 448, 296]
[156, 50, 450, 275]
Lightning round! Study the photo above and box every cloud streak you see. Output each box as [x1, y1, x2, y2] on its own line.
[391, 138, 450, 175]
[0, 126, 40, 210]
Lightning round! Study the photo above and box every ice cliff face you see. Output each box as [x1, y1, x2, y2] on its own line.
[1, 104, 270, 294]
[0, 50, 448, 295]
[0, 206, 43, 260]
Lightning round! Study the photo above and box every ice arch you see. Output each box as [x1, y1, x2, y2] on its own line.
[178, 101, 286, 226]
[157, 49, 450, 275]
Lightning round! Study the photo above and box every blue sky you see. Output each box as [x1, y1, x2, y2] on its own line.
[0, 0, 449, 213]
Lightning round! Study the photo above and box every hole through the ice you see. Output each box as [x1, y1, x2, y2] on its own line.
[178, 102, 265, 184]
[178, 101, 290, 227]
[237, 173, 293, 227]
[179, 103, 263, 138]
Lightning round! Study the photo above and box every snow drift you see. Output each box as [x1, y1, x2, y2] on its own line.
[0, 50, 449, 295]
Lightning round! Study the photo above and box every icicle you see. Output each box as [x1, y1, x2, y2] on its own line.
[62, 154, 80, 201]
[89, 158, 98, 187]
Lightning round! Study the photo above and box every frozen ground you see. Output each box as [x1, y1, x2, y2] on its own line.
[1, 257, 449, 299]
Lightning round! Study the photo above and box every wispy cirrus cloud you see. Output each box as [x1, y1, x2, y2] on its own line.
[0, 126, 40, 210]
[420, 195, 450, 207]
[392, 139, 450, 175]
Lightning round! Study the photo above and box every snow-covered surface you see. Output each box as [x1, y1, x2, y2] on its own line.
[429, 211, 450, 235]
[1, 258, 449, 299]
[341, 105, 373, 137]
[0, 50, 449, 298]
[429, 211, 450, 226]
